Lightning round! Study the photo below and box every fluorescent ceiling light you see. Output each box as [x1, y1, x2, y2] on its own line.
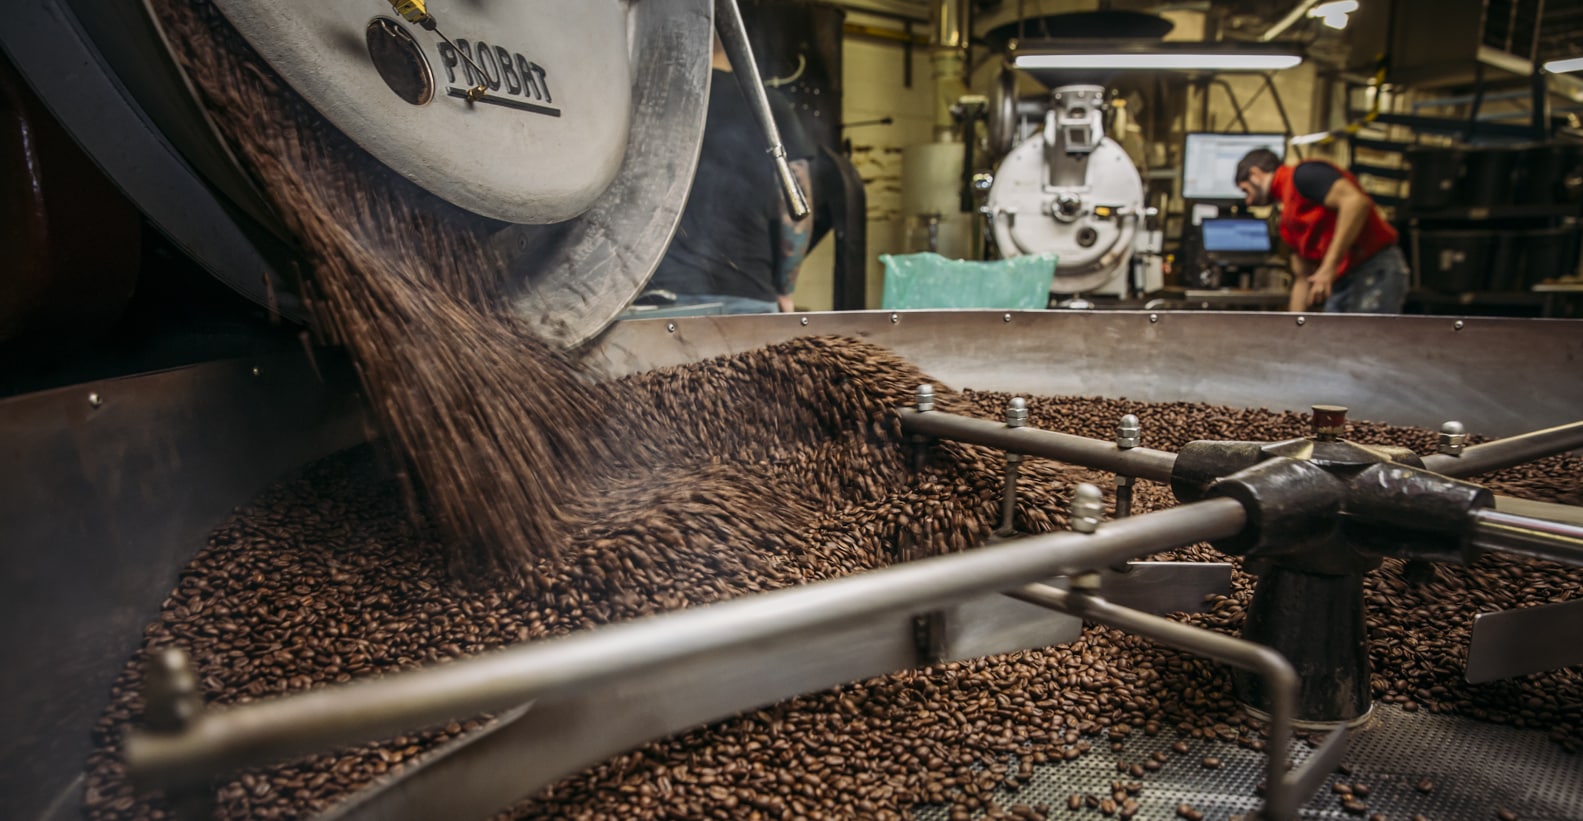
[1014, 53, 1303, 71]
[1309, 0, 1359, 31]
[1290, 130, 1333, 146]
[1544, 57, 1583, 74]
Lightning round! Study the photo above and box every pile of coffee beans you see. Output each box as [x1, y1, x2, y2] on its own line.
[83, 336, 1581, 820]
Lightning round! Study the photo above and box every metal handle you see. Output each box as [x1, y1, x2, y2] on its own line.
[1469, 507, 1583, 567]
[714, 0, 810, 219]
[1421, 420, 1583, 478]
[898, 408, 1180, 484]
[124, 499, 1246, 792]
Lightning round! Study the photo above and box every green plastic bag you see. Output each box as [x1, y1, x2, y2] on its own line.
[878, 252, 1058, 310]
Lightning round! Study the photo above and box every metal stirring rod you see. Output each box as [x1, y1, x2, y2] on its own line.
[714, 0, 811, 219]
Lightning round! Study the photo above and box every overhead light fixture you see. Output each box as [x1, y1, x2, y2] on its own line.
[1290, 130, 1334, 146]
[1544, 57, 1583, 74]
[1014, 53, 1303, 71]
[1009, 41, 1304, 73]
[1308, 0, 1359, 31]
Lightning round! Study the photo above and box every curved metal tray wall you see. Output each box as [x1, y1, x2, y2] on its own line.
[4, 310, 1580, 819]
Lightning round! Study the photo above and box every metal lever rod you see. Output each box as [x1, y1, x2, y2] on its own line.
[714, 0, 810, 219]
[1468, 507, 1583, 568]
[1006, 584, 1330, 821]
[899, 408, 1179, 484]
[1422, 420, 1583, 478]
[126, 498, 1248, 792]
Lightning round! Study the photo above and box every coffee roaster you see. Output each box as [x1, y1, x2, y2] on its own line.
[3, 3, 1583, 821]
[982, 78, 1159, 298]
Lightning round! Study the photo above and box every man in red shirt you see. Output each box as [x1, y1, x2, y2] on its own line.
[1235, 149, 1409, 313]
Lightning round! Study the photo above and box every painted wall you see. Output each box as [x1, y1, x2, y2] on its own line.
[791, 21, 939, 310]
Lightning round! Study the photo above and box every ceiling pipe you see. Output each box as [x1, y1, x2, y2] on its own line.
[929, 0, 971, 139]
[1261, 0, 1324, 42]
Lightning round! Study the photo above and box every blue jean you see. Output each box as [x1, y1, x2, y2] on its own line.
[1324, 246, 1410, 314]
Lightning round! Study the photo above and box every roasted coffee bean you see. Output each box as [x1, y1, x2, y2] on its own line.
[1498, 810, 1518, 821]
[79, 381, 1583, 821]
[1344, 799, 1369, 815]
[1177, 803, 1205, 821]
[1201, 756, 1222, 769]
[1353, 783, 1371, 798]
[1417, 778, 1436, 794]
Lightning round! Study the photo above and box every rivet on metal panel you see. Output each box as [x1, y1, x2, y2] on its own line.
[666, 322, 677, 334]
[891, 313, 900, 324]
[1004, 313, 1013, 323]
[1296, 316, 1307, 326]
[1149, 314, 1159, 323]
[1454, 320, 1465, 331]
[88, 392, 103, 409]
[800, 316, 809, 326]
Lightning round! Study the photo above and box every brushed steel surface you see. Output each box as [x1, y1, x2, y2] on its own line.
[1099, 561, 1235, 615]
[1466, 598, 1583, 684]
[918, 705, 1583, 821]
[585, 311, 1583, 437]
[0, 354, 367, 821]
[209, 0, 632, 224]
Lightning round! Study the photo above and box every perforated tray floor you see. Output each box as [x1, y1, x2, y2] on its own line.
[915, 705, 1582, 820]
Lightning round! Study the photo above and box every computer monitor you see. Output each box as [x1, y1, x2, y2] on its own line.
[1182, 133, 1286, 201]
[1201, 218, 1272, 255]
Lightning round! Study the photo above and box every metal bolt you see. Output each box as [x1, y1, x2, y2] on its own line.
[1070, 483, 1105, 534]
[1149, 313, 1159, 323]
[1004, 313, 1013, 323]
[800, 316, 810, 326]
[1296, 316, 1307, 326]
[1006, 397, 1029, 428]
[1116, 414, 1140, 449]
[88, 392, 103, 409]
[666, 322, 677, 334]
[916, 384, 936, 413]
[891, 312, 900, 324]
[1454, 320, 1465, 331]
[1438, 420, 1468, 457]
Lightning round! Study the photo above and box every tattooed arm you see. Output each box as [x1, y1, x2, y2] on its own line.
[773, 159, 814, 312]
